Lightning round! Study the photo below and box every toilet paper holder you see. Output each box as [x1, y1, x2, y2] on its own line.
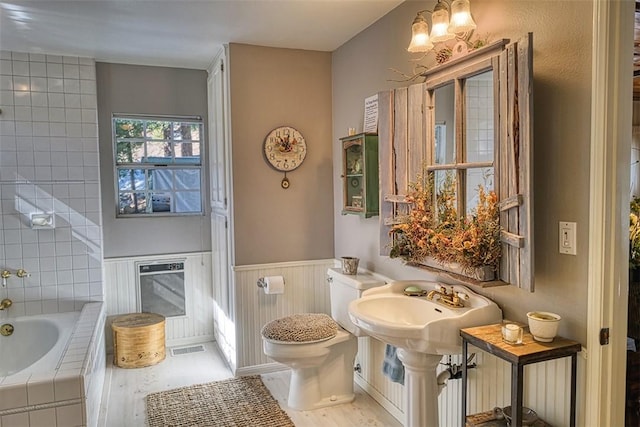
[257, 276, 285, 288]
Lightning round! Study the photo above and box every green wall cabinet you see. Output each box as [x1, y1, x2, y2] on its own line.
[340, 133, 378, 218]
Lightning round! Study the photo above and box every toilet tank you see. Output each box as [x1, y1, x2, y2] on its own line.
[327, 267, 387, 336]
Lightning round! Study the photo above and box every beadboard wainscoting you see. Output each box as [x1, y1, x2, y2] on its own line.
[103, 252, 213, 351]
[230, 259, 336, 373]
[355, 340, 586, 426]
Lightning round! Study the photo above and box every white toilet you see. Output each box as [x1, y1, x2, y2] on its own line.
[261, 267, 386, 411]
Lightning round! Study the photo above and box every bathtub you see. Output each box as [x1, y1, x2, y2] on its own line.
[0, 302, 106, 427]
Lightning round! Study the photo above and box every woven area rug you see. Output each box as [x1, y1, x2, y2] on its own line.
[146, 375, 295, 427]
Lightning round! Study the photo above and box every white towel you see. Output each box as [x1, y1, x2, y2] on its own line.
[382, 344, 405, 385]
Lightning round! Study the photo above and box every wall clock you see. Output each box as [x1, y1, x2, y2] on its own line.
[263, 126, 307, 189]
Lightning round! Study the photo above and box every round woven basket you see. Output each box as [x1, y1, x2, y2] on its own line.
[112, 313, 166, 368]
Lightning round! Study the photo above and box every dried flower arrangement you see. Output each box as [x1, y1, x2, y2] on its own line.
[389, 172, 502, 277]
[630, 197, 640, 269]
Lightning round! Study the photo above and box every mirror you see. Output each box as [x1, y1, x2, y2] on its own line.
[464, 70, 494, 214]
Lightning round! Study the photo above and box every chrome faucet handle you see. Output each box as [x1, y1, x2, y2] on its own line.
[16, 269, 29, 278]
[1, 270, 11, 279]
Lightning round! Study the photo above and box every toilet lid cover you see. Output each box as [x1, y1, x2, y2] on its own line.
[261, 313, 338, 343]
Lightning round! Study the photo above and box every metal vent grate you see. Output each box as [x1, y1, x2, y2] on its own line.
[170, 344, 206, 356]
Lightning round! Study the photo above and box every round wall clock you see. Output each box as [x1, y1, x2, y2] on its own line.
[263, 126, 307, 189]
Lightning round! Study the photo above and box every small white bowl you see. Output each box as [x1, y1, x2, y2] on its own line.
[526, 311, 561, 342]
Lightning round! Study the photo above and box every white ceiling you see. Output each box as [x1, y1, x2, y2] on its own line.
[0, 0, 404, 70]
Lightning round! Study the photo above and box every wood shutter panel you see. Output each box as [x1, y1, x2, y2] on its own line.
[498, 33, 534, 291]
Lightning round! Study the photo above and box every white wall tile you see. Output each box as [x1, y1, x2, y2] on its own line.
[13, 106, 31, 121]
[13, 91, 31, 106]
[0, 90, 14, 105]
[0, 105, 15, 121]
[31, 92, 48, 107]
[2, 413, 30, 427]
[63, 79, 79, 94]
[62, 56, 79, 65]
[29, 53, 46, 62]
[32, 106, 48, 122]
[46, 62, 63, 77]
[12, 76, 29, 91]
[11, 60, 29, 76]
[30, 76, 47, 92]
[48, 92, 64, 107]
[30, 61, 47, 77]
[29, 408, 57, 426]
[0, 51, 103, 314]
[0, 59, 13, 75]
[47, 77, 64, 92]
[63, 64, 80, 79]
[11, 52, 28, 61]
[0, 382, 27, 410]
[46, 55, 62, 64]
[56, 403, 83, 427]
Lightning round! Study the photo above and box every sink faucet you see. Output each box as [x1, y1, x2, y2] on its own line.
[0, 298, 12, 310]
[426, 286, 468, 308]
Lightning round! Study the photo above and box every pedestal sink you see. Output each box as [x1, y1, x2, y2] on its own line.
[348, 280, 502, 427]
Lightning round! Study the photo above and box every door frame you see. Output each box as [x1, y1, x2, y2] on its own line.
[586, 1, 633, 425]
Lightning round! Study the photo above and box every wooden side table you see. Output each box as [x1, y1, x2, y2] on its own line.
[460, 323, 581, 427]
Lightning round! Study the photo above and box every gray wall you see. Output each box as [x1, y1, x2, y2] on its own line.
[228, 44, 334, 265]
[96, 63, 210, 258]
[332, 1, 592, 344]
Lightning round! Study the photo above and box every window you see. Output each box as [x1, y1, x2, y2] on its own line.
[379, 35, 533, 290]
[113, 115, 204, 216]
[430, 71, 495, 218]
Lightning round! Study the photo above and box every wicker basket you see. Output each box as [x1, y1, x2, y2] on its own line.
[112, 312, 166, 368]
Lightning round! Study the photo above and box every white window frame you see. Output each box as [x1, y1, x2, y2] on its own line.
[112, 114, 205, 217]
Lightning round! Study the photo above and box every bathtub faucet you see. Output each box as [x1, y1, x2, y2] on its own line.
[0, 299, 12, 310]
[1, 270, 10, 287]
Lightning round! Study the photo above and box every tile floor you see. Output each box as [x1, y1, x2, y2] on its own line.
[98, 341, 401, 427]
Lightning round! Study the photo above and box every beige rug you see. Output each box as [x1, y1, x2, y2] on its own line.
[146, 375, 295, 427]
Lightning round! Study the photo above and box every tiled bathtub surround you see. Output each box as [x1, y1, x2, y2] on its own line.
[0, 302, 106, 427]
[0, 50, 103, 315]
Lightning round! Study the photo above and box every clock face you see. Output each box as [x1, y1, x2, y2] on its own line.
[263, 126, 307, 172]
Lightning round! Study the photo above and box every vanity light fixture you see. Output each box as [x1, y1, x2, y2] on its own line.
[407, 0, 477, 53]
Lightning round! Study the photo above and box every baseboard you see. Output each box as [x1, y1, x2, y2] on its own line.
[354, 374, 404, 424]
[235, 362, 288, 377]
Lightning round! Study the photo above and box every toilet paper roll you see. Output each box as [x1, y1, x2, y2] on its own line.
[264, 276, 285, 295]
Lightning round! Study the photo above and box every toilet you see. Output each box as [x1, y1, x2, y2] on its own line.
[261, 267, 386, 411]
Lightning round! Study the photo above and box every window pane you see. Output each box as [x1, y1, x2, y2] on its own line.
[434, 83, 456, 164]
[150, 169, 173, 190]
[118, 169, 146, 191]
[466, 167, 494, 215]
[151, 192, 172, 212]
[119, 192, 147, 214]
[146, 121, 171, 140]
[173, 123, 200, 141]
[465, 71, 494, 163]
[175, 191, 201, 213]
[175, 169, 200, 190]
[145, 141, 172, 163]
[114, 119, 143, 138]
[116, 141, 144, 163]
[174, 142, 200, 161]
[435, 170, 457, 222]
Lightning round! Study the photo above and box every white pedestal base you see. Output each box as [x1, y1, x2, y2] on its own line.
[397, 349, 443, 427]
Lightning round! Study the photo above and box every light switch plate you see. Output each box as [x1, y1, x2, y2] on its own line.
[559, 221, 577, 255]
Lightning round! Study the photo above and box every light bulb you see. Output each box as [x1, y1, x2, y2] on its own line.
[430, 2, 455, 43]
[407, 13, 434, 53]
[448, 0, 477, 34]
